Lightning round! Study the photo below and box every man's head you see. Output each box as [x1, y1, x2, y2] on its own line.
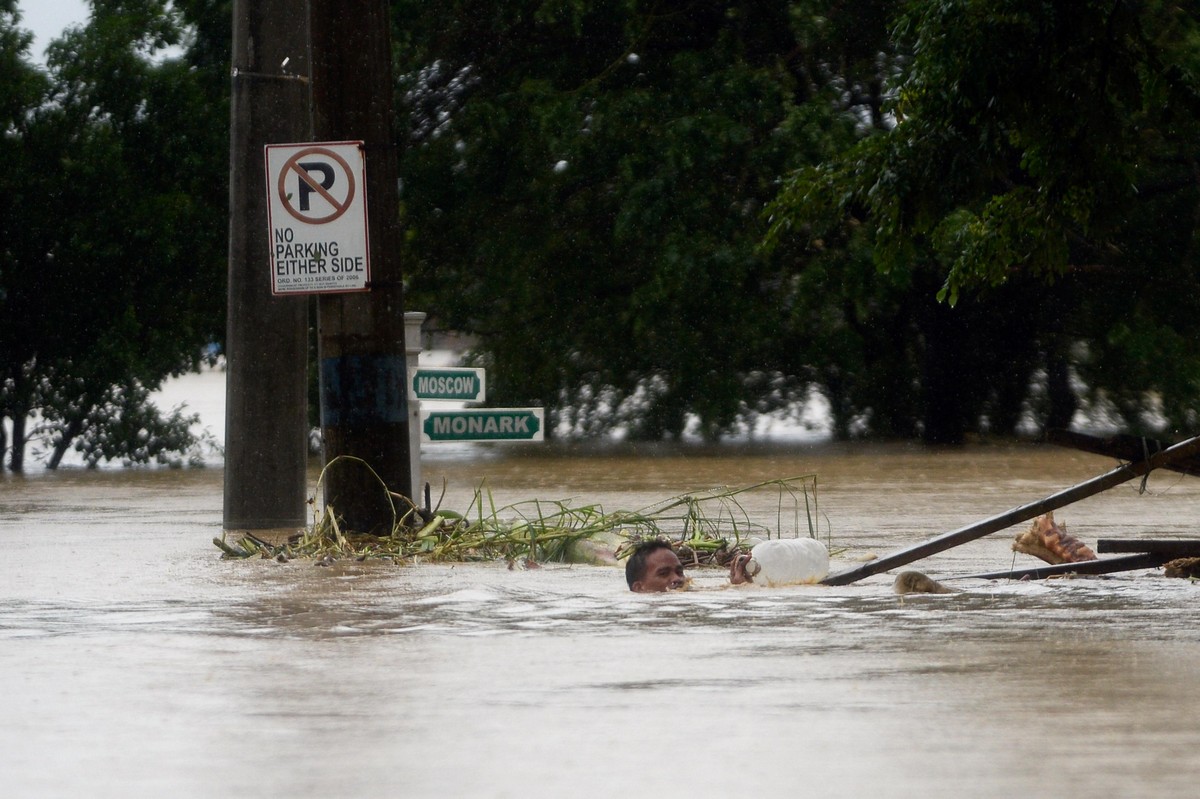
[625, 541, 686, 592]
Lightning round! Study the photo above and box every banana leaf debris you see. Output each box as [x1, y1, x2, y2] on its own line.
[214, 461, 824, 569]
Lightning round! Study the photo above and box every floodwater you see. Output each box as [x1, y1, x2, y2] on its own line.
[3, 441, 1200, 798]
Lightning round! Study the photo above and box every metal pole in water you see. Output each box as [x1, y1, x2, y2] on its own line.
[821, 433, 1200, 586]
[405, 312, 426, 504]
[224, 0, 312, 540]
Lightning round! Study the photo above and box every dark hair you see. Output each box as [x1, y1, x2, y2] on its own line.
[625, 540, 674, 589]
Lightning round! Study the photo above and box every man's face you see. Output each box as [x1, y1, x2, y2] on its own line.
[632, 547, 686, 592]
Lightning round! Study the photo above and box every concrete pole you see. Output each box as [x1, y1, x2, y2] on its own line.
[309, 0, 412, 533]
[224, 0, 312, 540]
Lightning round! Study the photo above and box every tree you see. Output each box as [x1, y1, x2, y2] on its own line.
[0, 0, 228, 470]
[393, 0, 902, 439]
[768, 0, 1200, 438]
[0, 0, 50, 466]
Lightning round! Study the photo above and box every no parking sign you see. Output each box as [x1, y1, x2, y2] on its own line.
[265, 141, 371, 295]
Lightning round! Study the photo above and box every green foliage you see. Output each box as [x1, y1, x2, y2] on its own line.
[394, 0, 890, 439]
[767, 0, 1200, 438]
[781, 0, 1200, 285]
[0, 0, 227, 470]
[216, 462, 820, 565]
[34, 375, 217, 467]
[6, 0, 1197, 466]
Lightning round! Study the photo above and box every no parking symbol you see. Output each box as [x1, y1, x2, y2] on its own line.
[265, 141, 371, 295]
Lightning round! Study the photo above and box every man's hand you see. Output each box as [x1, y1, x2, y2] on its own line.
[729, 552, 753, 585]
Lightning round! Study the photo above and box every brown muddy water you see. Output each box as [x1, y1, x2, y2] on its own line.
[3, 441, 1200, 798]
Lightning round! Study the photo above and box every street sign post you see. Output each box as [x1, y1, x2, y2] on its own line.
[264, 140, 370, 295]
[411, 363, 542, 445]
[420, 408, 544, 443]
[408, 367, 486, 403]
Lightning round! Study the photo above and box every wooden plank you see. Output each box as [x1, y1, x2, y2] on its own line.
[1097, 539, 1200, 556]
[820, 433, 1200, 586]
[1046, 429, 1200, 476]
[951, 553, 1173, 581]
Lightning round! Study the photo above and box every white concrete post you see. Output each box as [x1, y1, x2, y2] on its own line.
[405, 311, 426, 506]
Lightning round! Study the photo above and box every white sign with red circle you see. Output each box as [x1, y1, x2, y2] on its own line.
[264, 141, 371, 295]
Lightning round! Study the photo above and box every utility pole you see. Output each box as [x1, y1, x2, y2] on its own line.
[224, 0, 312, 540]
[309, 0, 412, 533]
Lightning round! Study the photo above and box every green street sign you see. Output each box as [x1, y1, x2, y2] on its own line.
[420, 408, 544, 442]
[408, 367, 486, 402]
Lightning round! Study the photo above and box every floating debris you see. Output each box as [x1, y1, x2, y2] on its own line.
[893, 570, 955, 595]
[1012, 512, 1097, 565]
[1163, 557, 1200, 580]
[213, 459, 828, 570]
